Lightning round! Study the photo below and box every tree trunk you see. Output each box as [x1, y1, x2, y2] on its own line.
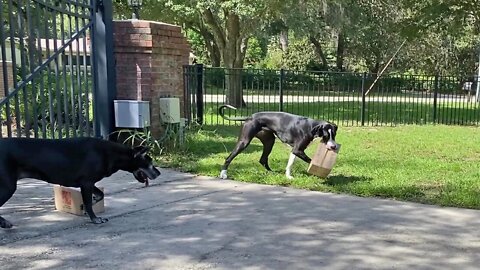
[279, 30, 289, 52]
[210, 42, 221, 67]
[225, 68, 244, 107]
[202, 9, 248, 107]
[223, 38, 246, 108]
[199, 27, 221, 67]
[368, 63, 379, 74]
[336, 32, 345, 71]
[309, 36, 328, 70]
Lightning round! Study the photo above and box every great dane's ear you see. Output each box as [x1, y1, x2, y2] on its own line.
[312, 124, 326, 137]
[133, 146, 150, 158]
[332, 123, 338, 133]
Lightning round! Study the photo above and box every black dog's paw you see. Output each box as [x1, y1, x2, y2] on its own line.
[0, 219, 13, 229]
[91, 217, 109, 224]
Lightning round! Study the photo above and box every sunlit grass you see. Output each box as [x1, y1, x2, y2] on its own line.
[160, 125, 480, 209]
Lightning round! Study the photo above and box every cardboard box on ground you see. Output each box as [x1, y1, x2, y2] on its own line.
[307, 142, 341, 178]
[53, 186, 105, 216]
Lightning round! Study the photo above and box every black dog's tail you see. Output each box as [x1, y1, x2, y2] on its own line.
[218, 105, 249, 121]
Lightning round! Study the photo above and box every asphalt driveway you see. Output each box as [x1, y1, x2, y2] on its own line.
[1, 169, 479, 270]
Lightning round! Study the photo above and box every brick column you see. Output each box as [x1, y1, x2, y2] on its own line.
[113, 20, 190, 137]
[0, 61, 14, 98]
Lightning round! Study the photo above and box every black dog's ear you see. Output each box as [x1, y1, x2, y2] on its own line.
[133, 146, 150, 158]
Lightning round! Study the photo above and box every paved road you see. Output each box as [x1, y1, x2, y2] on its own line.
[1, 169, 479, 270]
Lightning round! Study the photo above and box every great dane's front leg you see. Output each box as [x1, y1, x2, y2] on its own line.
[292, 149, 311, 164]
[285, 153, 296, 179]
[81, 185, 108, 224]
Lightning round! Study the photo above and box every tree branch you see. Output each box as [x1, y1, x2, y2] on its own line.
[309, 35, 328, 68]
[202, 8, 226, 52]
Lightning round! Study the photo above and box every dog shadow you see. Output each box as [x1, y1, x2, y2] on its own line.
[323, 174, 371, 186]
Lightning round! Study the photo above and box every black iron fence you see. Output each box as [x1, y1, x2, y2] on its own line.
[184, 65, 480, 127]
[0, 0, 115, 139]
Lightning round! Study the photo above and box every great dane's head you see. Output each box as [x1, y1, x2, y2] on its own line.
[131, 146, 161, 183]
[312, 122, 338, 150]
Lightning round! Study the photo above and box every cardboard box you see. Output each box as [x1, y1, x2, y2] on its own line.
[53, 185, 105, 216]
[307, 142, 341, 178]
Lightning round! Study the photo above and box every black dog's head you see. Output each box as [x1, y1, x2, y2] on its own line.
[131, 146, 161, 183]
[312, 122, 338, 150]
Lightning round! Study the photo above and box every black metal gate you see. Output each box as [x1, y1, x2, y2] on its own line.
[0, 0, 115, 139]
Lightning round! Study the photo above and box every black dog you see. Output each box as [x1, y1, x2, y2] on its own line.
[0, 137, 161, 228]
[218, 105, 338, 179]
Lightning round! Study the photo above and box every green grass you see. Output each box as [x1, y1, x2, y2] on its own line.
[160, 125, 480, 209]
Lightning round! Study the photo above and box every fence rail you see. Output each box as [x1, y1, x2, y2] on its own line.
[184, 65, 480, 127]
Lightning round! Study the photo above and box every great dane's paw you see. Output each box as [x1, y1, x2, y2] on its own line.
[219, 170, 228, 179]
[286, 174, 294, 180]
[91, 217, 109, 224]
[0, 219, 13, 229]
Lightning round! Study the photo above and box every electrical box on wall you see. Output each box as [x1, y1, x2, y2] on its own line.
[159, 97, 180, 123]
[114, 100, 151, 128]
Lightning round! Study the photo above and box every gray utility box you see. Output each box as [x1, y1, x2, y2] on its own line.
[159, 97, 180, 123]
[114, 100, 151, 128]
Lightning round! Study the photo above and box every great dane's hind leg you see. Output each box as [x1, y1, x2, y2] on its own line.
[81, 185, 108, 224]
[256, 130, 275, 171]
[220, 121, 261, 179]
[0, 184, 17, 228]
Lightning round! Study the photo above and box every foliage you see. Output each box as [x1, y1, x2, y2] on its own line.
[112, 123, 187, 156]
[1, 67, 93, 138]
[244, 37, 268, 68]
[112, 0, 480, 76]
[114, 127, 165, 156]
[282, 38, 324, 71]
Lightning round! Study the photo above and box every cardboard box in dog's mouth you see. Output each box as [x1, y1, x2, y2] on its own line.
[307, 142, 341, 178]
[53, 185, 105, 216]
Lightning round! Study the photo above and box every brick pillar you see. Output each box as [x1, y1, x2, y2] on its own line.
[0, 61, 14, 98]
[113, 20, 190, 137]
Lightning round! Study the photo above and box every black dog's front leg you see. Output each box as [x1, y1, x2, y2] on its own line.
[0, 183, 17, 228]
[92, 186, 104, 205]
[81, 185, 108, 224]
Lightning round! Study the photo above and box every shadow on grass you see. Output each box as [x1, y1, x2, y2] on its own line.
[180, 126, 264, 159]
[324, 174, 371, 186]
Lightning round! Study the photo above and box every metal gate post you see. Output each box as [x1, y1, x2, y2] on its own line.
[279, 69, 285, 112]
[196, 64, 204, 125]
[92, 0, 116, 139]
[361, 72, 366, 126]
[433, 74, 439, 124]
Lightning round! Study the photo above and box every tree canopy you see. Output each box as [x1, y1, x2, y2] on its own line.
[113, 0, 480, 76]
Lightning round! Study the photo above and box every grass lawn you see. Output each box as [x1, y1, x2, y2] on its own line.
[159, 124, 480, 209]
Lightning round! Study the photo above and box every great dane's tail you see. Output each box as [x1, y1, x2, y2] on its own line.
[218, 105, 249, 121]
